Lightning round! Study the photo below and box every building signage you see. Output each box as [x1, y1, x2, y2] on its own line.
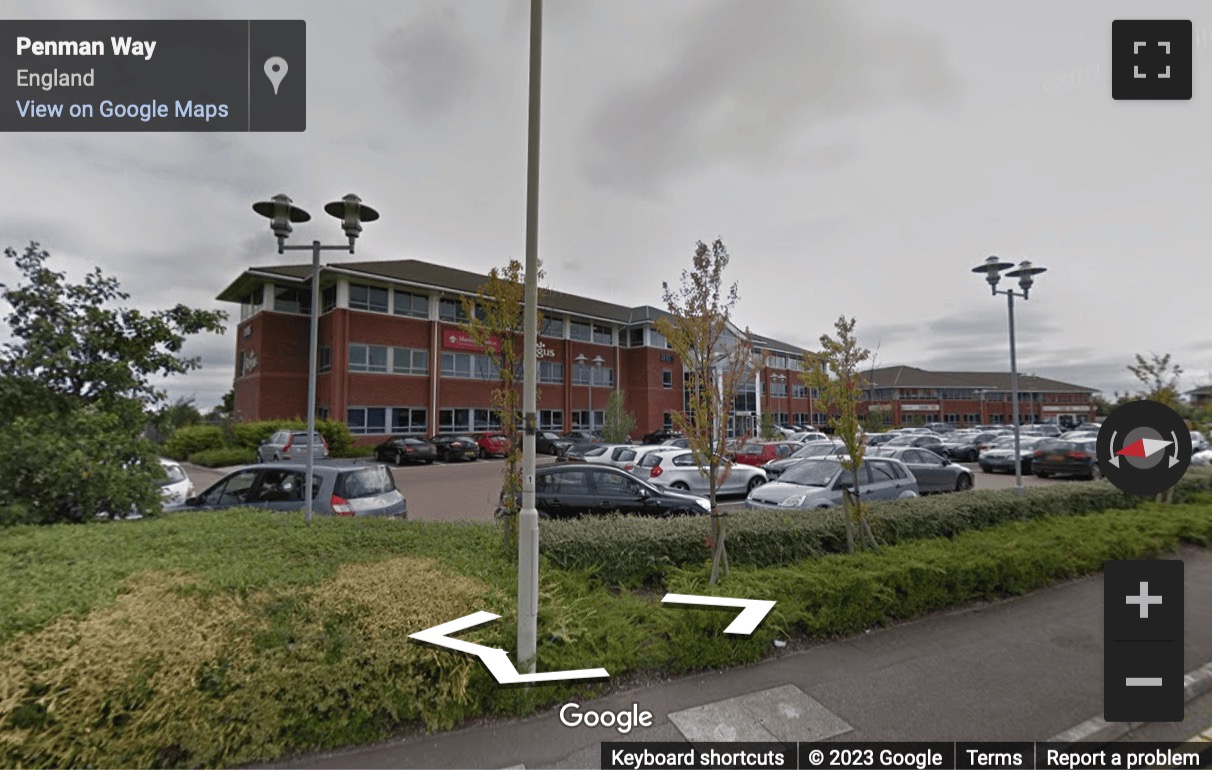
[443, 329, 501, 353]
[867, 404, 892, 412]
[901, 404, 940, 412]
[1043, 405, 1087, 412]
[536, 341, 557, 359]
[660, 353, 674, 363]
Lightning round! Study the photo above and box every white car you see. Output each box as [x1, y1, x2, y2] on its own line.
[1192, 431, 1210, 452]
[159, 458, 194, 505]
[639, 449, 767, 497]
[1192, 448, 1212, 467]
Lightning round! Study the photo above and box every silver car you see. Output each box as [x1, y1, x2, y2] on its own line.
[638, 449, 767, 497]
[169, 461, 406, 517]
[745, 456, 918, 509]
[257, 430, 329, 462]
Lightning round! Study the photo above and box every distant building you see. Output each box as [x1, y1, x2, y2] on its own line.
[1187, 385, 1212, 408]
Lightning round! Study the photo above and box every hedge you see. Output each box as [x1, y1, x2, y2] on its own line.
[163, 425, 225, 461]
[539, 469, 1212, 585]
[187, 447, 257, 468]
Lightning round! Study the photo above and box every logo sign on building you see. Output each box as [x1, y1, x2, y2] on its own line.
[660, 353, 674, 363]
[444, 329, 501, 353]
[901, 404, 940, 412]
[536, 341, 556, 359]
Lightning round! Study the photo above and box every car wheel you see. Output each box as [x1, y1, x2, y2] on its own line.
[966, 450, 978, 462]
[1036, 471, 1051, 478]
[956, 474, 973, 492]
[981, 466, 992, 474]
[424, 459, 433, 465]
[395, 450, 405, 466]
[670, 482, 690, 491]
[548, 445, 559, 456]
[746, 476, 763, 493]
[1021, 461, 1032, 474]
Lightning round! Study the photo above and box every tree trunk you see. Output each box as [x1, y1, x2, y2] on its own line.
[708, 461, 728, 583]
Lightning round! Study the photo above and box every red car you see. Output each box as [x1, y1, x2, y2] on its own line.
[731, 440, 798, 467]
[473, 432, 510, 459]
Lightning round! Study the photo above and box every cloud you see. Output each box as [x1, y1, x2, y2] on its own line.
[580, 0, 962, 193]
[376, 4, 484, 120]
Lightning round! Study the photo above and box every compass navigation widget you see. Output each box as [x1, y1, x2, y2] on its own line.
[1098, 400, 1192, 496]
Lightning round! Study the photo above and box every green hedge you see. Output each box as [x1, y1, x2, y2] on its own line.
[187, 447, 257, 468]
[540, 470, 1212, 585]
[163, 425, 225, 461]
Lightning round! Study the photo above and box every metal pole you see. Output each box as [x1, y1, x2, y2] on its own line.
[1007, 290, 1023, 496]
[588, 375, 593, 432]
[305, 240, 321, 524]
[518, 0, 543, 676]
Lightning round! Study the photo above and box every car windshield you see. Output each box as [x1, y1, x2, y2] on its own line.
[885, 435, 916, 445]
[778, 460, 840, 487]
[337, 466, 396, 499]
[160, 463, 187, 485]
[292, 432, 322, 443]
[739, 443, 765, 454]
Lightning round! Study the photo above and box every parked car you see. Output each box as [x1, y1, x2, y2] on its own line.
[883, 433, 947, 455]
[158, 458, 194, 506]
[169, 461, 407, 517]
[582, 444, 635, 466]
[660, 436, 692, 449]
[788, 431, 830, 444]
[1192, 447, 1212, 466]
[762, 440, 847, 480]
[745, 456, 919, 509]
[978, 436, 1049, 474]
[641, 450, 767, 497]
[473, 432, 510, 459]
[1026, 424, 1062, 437]
[562, 430, 604, 445]
[527, 430, 574, 456]
[429, 434, 480, 462]
[923, 422, 957, 434]
[732, 440, 799, 467]
[941, 434, 985, 462]
[559, 443, 610, 463]
[870, 446, 974, 492]
[1191, 431, 1210, 452]
[642, 428, 683, 445]
[498, 464, 711, 519]
[374, 436, 437, 465]
[1032, 438, 1101, 479]
[865, 432, 899, 447]
[257, 430, 329, 463]
[610, 444, 682, 473]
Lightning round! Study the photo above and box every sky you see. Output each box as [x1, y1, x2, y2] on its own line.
[2, 0, 1211, 410]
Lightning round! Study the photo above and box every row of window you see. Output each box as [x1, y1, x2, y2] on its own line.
[346, 406, 571, 435]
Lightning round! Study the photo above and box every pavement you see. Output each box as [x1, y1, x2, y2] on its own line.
[267, 546, 1212, 770]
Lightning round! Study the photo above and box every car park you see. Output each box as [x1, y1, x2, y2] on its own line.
[871, 446, 974, 492]
[473, 432, 510, 458]
[169, 461, 407, 517]
[732, 440, 799, 467]
[640, 449, 767, 496]
[1032, 438, 1101, 479]
[745, 456, 919, 509]
[978, 435, 1049, 474]
[428, 434, 480, 462]
[373, 436, 437, 465]
[256, 430, 329, 463]
[498, 464, 711, 519]
[762, 440, 847, 480]
[158, 458, 194, 506]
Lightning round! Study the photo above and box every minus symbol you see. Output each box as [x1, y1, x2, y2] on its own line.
[1125, 678, 1163, 686]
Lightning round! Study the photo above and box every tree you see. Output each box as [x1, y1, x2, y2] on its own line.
[205, 388, 235, 422]
[462, 258, 543, 549]
[655, 239, 754, 584]
[0, 242, 227, 523]
[801, 316, 878, 553]
[601, 389, 636, 443]
[1128, 352, 1183, 407]
[149, 395, 204, 442]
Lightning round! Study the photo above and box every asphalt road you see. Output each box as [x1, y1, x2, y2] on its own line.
[181, 458, 1077, 522]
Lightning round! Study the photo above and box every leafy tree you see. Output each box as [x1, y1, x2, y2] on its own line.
[149, 395, 204, 442]
[759, 411, 780, 439]
[462, 258, 543, 549]
[205, 388, 235, 422]
[0, 242, 227, 523]
[801, 316, 878, 553]
[655, 239, 754, 584]
[1128, 352, 1183, 407]
[601, 389, 636, 443]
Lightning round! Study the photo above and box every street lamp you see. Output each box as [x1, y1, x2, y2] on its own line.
[574, 353, 605, 432]
[253, 193, 379, 524]
[771, 373, 787, 430]
[971, 255, 1046, 496]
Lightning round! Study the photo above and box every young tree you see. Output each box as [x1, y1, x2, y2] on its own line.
[0, 242, 227, 523]
[462, 258, 543, 548]
[656, 239, 754, 584]
[801, 316, 878, 553]
[601, 389, 637, 444]
[1128, 352, 1183, 407]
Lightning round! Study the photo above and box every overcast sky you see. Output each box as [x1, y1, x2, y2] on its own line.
[3, 0, 1211, 409]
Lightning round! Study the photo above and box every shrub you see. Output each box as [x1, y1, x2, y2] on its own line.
[188, 447, 256, 468]
[163, 424, 225, 461]
[331, 444, 375, 458]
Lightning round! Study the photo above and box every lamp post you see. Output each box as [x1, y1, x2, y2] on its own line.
[771, 373, 787, 431]
[975, 388, 987, 426]
[971, 256, 1046, 497]
[253, 193, 379, 524]
[574, 353, 605, 432]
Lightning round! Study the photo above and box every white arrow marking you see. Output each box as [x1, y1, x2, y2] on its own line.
[409, 611, 610, 683]
[1138, 438, 1173, 457]
[662, 593, 777, 635]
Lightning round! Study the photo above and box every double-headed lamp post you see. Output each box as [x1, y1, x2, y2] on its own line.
[574, 353, 605, 431]
[253, 193, 379, 524]
[771, 373, 787, 428]
[971, 255, 1046, 497]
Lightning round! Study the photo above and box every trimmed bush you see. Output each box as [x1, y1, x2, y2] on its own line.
[187, 447, 256, 468]
[163, 424, 225, 461]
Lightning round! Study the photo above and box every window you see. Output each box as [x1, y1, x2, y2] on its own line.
[569, 320, 591, 341]
[439, 298, 469, 323]
[392, 408, 427, 434]
[770, 381, 787, 397]
[321, 285, 337, 313]
[347, 406, 388, 435]
[349, 344, 389, 373]
[316, 406, 330, 419]
[793, 413, 809, 425]
[348, 283, 389, 313]
[202, 469, 260, 507]
[318, 346, 332, 373]
[765, 355, 787, 369]
[572, 410, 605, 431]
[624, 328, 644, 347]
[945, 413, 960, 424]
[813, 413, 828, 425]
[662, 370, 673, 389]
[572, 364, 613, 386]
[869, 461, 896, 483]
[539, 410, 563, 430]
[473, 409, 502, 431]
[273, 286, 310, 314]
[392, 347, 428, 375]
[792, 384, 808, 399]
[441, 352, 499, 379]
[592, 324, 612, 345]
[439, 408, 474, 433]
[592, 468, 642, 496]
[810, 388, 821, 399]
[393, 290, 428, 318]
[664, 412, 674, 429]
[539, 361, 564, 384]
[649, 329, 670, 349]
[240, 287, 264, 321]
[540, 316, 564, 338]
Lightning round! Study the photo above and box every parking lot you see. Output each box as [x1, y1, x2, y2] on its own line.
[181, 455, 1081, 522]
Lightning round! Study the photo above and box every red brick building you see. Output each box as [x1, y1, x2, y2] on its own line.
[216, 260, 1097, 440]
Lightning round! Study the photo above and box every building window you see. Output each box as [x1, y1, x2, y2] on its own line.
[792, 383, 808, 399]
[240, 287, 264, 321]
[770, 381, 787, 397]
[439, 408, 474, 433]
[592, 324, 612, 345]
[569, 320, 591, 341]
[964, 413, 980, 424]
[349, 343, 389, 373]
[793, 412, 809, 425]
[318, 345, 332, 373]
[649, 328, 671, 349]
[273, 286, 311, 314]
[474, 409, 502, 431]
[946, 413, 960, 423]
[392, 347, 428, 375]
[540, 316, 564, 338]
[393, 290, 428, 318]
[347, 406, 388, 435]
[572, 364, 614, 386]
[539, 409, 563, 431]
[321, 285, 337, 313]
[663, 412, 674, 429]
[392, 407, 427, 434]
[572, 410, 605, 431]
[624, 328, 644, 347]
[349, 283, 389, 313]
[813, 413, 828, 425]
[810, 387, 821, 399]
[765, 355, 787, 369]
[439, 298, 469, 323]
[539, 361, 564, 384]
[440, 351, 499, 380]
[316, 406, 330, 419]
[662, 370, 673, 389]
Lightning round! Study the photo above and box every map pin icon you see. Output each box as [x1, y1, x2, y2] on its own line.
[264, 57, 288, 95]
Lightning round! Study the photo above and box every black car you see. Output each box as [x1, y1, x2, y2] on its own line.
[428, 434, 480, 462]
[870, 446, 974, 493]
[1032, 438, 1101, 479]
[498, 465, 711, 519]
[562, 430, 604, 445]
[642, 428, 683, 445]
[374, 436, 437, 465]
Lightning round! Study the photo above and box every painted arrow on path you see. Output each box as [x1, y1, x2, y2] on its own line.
[661, 593, 777, 635]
